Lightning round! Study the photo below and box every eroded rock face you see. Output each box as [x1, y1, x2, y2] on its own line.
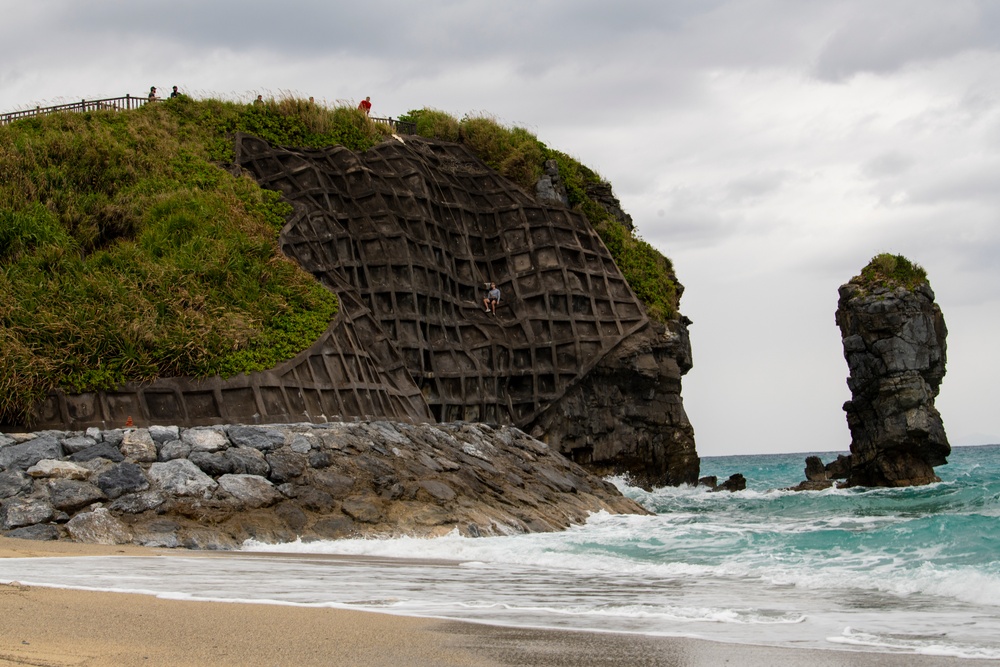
[528, 320, 698, 488]
[836, 281, 949, 486]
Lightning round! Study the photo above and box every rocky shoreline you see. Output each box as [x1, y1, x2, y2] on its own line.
[0, 421, 647, 549]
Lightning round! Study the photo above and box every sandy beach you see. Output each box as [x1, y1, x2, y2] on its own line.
[0, 537, 993, 667]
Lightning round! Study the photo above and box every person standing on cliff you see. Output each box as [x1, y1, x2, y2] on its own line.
[148, 86, 159, 101]
[358, 96, 372, 115]
[170, 86, 181, 98]
[483, 282, 501, 314]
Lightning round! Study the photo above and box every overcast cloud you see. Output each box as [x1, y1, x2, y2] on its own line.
[2, 0, 998, 456]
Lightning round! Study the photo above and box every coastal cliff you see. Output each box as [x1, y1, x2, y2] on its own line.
[832, 254, 950, 487]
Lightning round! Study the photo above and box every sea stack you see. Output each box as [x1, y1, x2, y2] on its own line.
[835, 253, 950, 486]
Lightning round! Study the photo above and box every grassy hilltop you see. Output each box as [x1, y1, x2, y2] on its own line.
[0, 96, 679, 425]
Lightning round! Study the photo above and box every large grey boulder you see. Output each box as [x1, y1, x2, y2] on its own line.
[225, 447, 270, 476]
[109, 490, 166, 515]
[120, 429, 157, 462]
[157, 439, 191, 461]
[181, 428, 229, 453]
[266, 448, 307, 483]
[47, 479, 107, 512]
[148, 425, 180, 445]
[96, 462, 150, 499]
[188, 451, 234, 477]
[5, 523, 60, 541]
[66, 508, 133, 544]
[0, 435, 63, 471]
[68, 443, 124, 463]
[0, 470, 33, 499]
[227, 425, 285, 452]
[60, 435, 97, 454]
[1, 497, 54, 529]
[148, 459, 217, 498]
[216, 474, 280, 509]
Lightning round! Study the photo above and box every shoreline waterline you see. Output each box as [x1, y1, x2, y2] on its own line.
[2, 445, 998, 663]
[0, 538, 990, 667]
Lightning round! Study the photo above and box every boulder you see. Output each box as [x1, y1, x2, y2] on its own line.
[225, 447, 270, 477]
[216, 474, 280, 509]
[65, 508, 133, 544]
[108, 490, 166, 515]
[60, 435, 97, 454]
[27, 459, 90, 480]
[0, 435, 63, 471]
[266, 448, 307, 484]
[227, 425, 284, 452]
[0, 470, 33, 499]
[158, 439, 191, 461]
[188, 451, 234, 477]
[120, 429, 157, 462]
[5, 523, 61, 541]
[148, 425, 180, 445]
[96, 462, 150, 499]
[47, 479, 107, 512]
[181, 428, 229, 453]
[68, 442, 125, 463]
[710, 473, 747, 493]
[148, 459, 217, 498]
[308, 470, 355, 498]
[804, 456, 828, 482]
[1, 497, 54, 529]
[341, 498, 382, 523]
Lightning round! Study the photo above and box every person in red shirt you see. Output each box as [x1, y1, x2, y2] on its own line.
[358, 96, 372, 115]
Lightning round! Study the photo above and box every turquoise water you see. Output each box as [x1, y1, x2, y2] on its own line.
[2, 445, 999, 658]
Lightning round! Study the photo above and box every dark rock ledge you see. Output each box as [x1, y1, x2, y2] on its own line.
[0, 421, 648, 549]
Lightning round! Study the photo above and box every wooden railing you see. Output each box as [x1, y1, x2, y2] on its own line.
[1, 95, 418, 135]
[0, 95, 151, 125]
[371, 117, 416, 134]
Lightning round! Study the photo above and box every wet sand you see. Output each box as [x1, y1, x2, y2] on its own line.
[0, 537, 992, 667]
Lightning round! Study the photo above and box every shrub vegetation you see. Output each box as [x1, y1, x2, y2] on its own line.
[852, 253, 929, 292]
[400, 108, 680, 323]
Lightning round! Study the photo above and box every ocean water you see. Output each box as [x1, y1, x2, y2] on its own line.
[2, 444, 1000, 659]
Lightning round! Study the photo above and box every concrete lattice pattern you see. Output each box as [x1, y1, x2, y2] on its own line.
[238, 134, 649, 427]
[29, 134, 649, 431]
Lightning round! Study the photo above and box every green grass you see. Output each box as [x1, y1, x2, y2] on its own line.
[0, 97, 400, 425]
[851, 253, 929, 292]
[400, 108, 680, 323]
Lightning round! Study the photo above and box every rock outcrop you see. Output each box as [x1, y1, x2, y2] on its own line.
[832, 255, 950, 487]
[528, 319, 697, 488]
[1, 422, 647, 548]
[24, 134, 698, 487]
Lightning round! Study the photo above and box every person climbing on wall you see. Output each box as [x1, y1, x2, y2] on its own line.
[483, 282, 501, 314]
[358, 96, 372, 115]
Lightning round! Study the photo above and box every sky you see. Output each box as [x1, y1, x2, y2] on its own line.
[2, 0, 998, 457]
